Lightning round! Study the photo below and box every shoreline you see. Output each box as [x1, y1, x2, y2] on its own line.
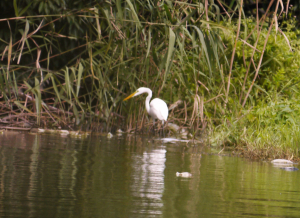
[1, 128, 298, 162]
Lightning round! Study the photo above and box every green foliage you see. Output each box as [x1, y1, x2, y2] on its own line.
[220, 18, 300, 96]
[210, 96, 300, 157]
[1, 0, 300, 157]
[207, 16, 300, 157]
[0, 0, 224, 130]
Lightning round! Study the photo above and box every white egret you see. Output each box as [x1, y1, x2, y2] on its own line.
[123, 87, 168, 134]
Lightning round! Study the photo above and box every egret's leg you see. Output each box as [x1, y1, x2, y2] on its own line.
[162, 121, 165, 138]
[148, 119, 155, 134]
[153, 119, 156, 134]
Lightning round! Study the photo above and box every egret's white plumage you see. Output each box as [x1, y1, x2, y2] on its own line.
[123, 87, 168, 126]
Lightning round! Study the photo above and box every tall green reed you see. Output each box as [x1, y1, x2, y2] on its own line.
[0, 0, 299, 148]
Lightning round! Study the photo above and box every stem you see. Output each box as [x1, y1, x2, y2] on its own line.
[225, 0, 243, 107]
[242, 0, 280, 108]
[239, 0, 275, 104]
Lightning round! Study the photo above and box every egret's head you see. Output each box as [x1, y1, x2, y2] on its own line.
[123, 90, 138, 101]
[123, 87, 150, 101]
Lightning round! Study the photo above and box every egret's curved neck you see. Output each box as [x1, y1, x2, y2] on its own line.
[144, 88, 152, 114]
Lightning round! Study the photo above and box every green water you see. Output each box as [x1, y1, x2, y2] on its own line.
[0, 131, 299, 218]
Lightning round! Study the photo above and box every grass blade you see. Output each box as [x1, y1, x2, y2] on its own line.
[13, 0, 19, 17]
[166, 27, 176, 72]
[14, 101, 33, 113]
[35, 77, 42, 125]
[17, 19, 30, 64]
[6, 21, 12, 79]
[76, 63, 83, 97]
[190, 25, 212, 76]
[125, 0, 142, 28]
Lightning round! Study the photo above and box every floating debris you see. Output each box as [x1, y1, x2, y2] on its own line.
[107, 132, 113, 138]
[38, 128, 45, 133]
[271, 159, 295, 168]
[176, 172, 192, 178]
[180, 129, 188, 138]
[30, 128, 39, 133]
[116, 129, 124, 134]
[280, 167, 299, 171]
[59, 130, 70, 135]
[27, 128, 91, 137]
[168, 100, 183, 111]
[167, 123, 180, 134]
[188, 133, 193, 139]
[160, 138, 190, 144]
[271, 159, 294, 165]
[47, 129, 57, 134]
[116, 129, 124, 136]
[69, 131, 89, 138]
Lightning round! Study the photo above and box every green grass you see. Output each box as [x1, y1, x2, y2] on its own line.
[210, 96, 300, 159]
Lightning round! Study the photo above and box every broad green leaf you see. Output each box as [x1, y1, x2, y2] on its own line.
[190, 25, 212, 75]
[51, 76, 62, 105]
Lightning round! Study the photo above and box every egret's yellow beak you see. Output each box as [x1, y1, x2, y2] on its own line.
[123, 91, 137, 101]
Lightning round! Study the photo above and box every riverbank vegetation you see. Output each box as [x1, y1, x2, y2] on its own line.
[1, 0, 300, 159]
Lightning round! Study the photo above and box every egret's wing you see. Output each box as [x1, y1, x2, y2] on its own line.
[150, 98, 168, 121]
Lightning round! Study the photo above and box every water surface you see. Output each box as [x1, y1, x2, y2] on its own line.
[0, 131, 299, 218]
